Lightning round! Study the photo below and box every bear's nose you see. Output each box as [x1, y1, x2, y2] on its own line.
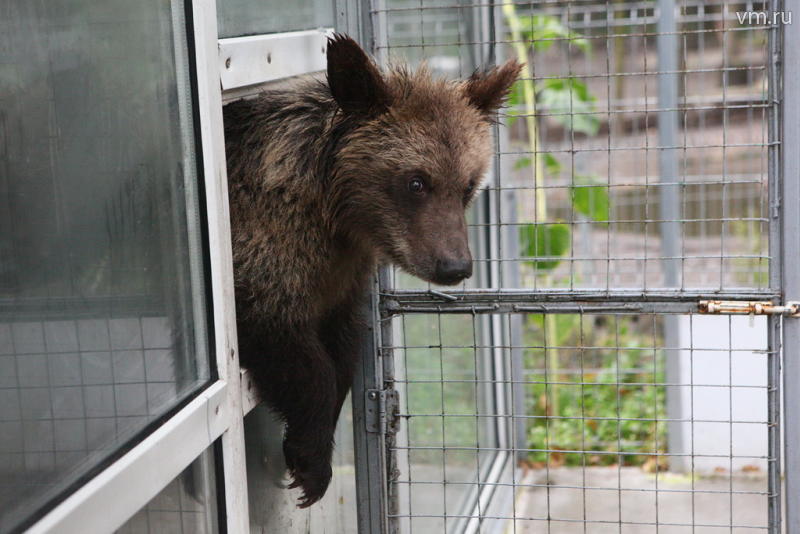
[435, 258, 473, 285]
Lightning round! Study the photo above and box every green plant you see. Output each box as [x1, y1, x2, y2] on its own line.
[502, 5, 607, 264]
[503, 5, 610, 414]
[523, 315, 667, 467]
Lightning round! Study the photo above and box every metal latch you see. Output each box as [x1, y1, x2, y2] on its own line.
[698, 300, 800, 317]
[365, 389, 400, 434]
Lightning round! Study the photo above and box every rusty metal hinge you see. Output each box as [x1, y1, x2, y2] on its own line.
[365, 388, 400, 434]
[698, 300, 800, 317]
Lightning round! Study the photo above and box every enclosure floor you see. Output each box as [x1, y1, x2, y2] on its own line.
[511, 466, 768, 534]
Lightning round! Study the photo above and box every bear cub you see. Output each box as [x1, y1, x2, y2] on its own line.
[224, 34, 520, 507]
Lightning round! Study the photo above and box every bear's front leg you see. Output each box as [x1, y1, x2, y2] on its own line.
[240, 325, 338, 508]
[320, 298, 365, 426]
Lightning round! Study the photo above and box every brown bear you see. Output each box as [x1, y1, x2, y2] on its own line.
[223, 34, 520, 507]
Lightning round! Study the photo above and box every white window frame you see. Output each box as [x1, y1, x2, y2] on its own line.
[25, 1, 337, 532]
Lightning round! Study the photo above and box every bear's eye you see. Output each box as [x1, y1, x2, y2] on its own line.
[464, 181, 476, 202]
[408, 177, 426, 195]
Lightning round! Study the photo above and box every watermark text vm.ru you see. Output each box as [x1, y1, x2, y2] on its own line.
[736, 10, 792, 25]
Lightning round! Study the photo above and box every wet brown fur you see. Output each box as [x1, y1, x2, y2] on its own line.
[224, 34, 520, 507]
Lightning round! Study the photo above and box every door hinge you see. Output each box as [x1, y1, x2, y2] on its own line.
[698, 300, 800, 317]
[365, 388, 400, 434]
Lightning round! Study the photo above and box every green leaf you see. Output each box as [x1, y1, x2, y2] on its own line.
[515, 153, 561, 174]
[516, 15, 591, 54]
[514, 157, 532, 170]
[572, 174, 609, 224]
[520, 223, 571, 271]
[506, 79, 531, 126]
[543, 153, 561, 175]
[507, 79, 523, 108]
[537, 78, 600, 136]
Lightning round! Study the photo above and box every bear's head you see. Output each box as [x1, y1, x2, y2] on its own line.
[326, 34, 521, 286]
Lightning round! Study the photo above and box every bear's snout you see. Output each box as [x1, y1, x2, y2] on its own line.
[433, 256, 473, 285]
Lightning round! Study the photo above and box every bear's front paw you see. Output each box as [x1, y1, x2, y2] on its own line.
[287, 462, 333, 508]
[283, 441, 333, 508]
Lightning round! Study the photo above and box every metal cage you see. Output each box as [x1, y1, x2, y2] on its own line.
[350, 1, 797, 533]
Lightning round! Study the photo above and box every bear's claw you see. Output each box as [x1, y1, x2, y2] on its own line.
[288, 464, 332, 508]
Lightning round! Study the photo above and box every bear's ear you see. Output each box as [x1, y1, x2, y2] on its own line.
[327, 33, 390, 115]
[463, 59, 523, 118]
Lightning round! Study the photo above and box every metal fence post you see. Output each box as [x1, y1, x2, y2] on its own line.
[781, 0, 799, 531]
[656, 0, 685, 473]
[767, 2, 784, 533]
[350, 273, 392, 534]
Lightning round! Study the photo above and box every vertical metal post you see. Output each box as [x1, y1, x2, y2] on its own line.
[657, 0, 684, 472]
[351, 273, 392, 534]
[656, 2, 680, 286]
[768, 312, 783, 534]
[781, 0, 799, 531]
[768, 2, 784, 533]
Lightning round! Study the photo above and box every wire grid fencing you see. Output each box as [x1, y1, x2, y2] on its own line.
[368, 0, 783, 533]
[378, 0, 775, 294]
[388, 311, 778, 532]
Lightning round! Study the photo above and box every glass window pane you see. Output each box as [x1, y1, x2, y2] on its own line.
[217, 0, 334, 38]
[0, 1, 210, 530]
[116, 447, 219, 534]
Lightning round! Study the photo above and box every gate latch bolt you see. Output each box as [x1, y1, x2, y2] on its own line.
[699, 300, 800, 317]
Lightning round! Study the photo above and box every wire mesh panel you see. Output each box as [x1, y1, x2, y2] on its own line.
[387, 311, 779, 533]
[376, 0, 777, 296]
[364, 1, 784, 533]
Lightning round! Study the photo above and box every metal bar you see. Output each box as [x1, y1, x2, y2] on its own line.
[656, 0, 684, 474]
[386, 302, 696, 315]
[767, 1, 784, 533]
[781, 0, 800, 532]
[384, 288, 779, 301]
[383, 289, 779, 309]
[768, 313, 783, 534]
[657, 0, 681, 288]
[699, 300, 800, 316]
[351, 273, 390, 534]
[386, 302, 737, 316]
[379, 268, 398, 534]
